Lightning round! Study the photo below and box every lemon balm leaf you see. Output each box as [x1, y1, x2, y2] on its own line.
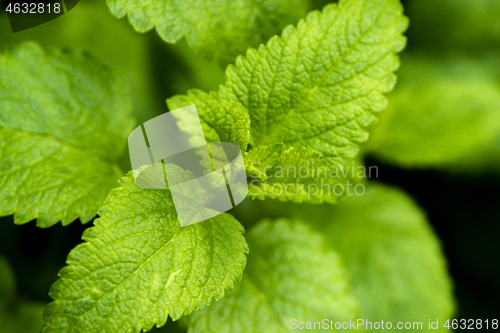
[0, 42, 134, 227]
[42, 172, 248, 333]
[166, 0, 408, 167]
[365, 55, 500, 168]
[105, 0, 309, 65]
[406, 0, 500, 54]
[220, 0, 408, 164]
[167, 89, 251, 152]
[244, 144, 359, 204]
[186, 219, 361, 333]
[296, 183, 455, 329]
[447, 134, 500, 174]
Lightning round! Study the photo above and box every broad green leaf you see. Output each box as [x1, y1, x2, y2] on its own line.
[167, 89, 250, 152]
[42, 172, 248, 333]
[365, 54, 500, 168]
[0, 0, 162, 126]
[406, 0, 500, 54]
[0, 42, 134, 227]
[187, 219, 361, 333]
[105, 0, 309, 65]
[0, 256, 45, 333]
[294, 183, 455, 330]
[244, 143, 364, 204]
[219, 0, 408, 164]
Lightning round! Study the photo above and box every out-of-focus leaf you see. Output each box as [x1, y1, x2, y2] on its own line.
[0, 302, 46, 333]
[0, 256, 45, 333]
[447, 134, 500, 174]
[187, 219, 361, 333]
[0, 0, 161, 125]
[365, 54, 500, 169]
[292, 183, 455, 331]
[105, 0, 310, 66]
[0, 256, 15, 302]
[406, 0, 500, 54]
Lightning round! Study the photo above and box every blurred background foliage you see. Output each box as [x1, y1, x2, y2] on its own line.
[0, 0, 499, 331]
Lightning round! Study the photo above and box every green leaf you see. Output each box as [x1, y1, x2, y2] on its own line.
[447, 134, 500, 174]
[0, 256, 45, 333]
[365, 54, 500, 168]
[187, 219, 361, 333]
[244, 143, 363, 204]
[105, 0, 309, 65]
[406, 0, 500, 54]
[219, 0, 408, 164]
[0, 42, 134, 227]
[42, 172, 248, 333]
[296, 183, 455, 330]
[0, 0, 163, 126]
[167, 89, 251, 152]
